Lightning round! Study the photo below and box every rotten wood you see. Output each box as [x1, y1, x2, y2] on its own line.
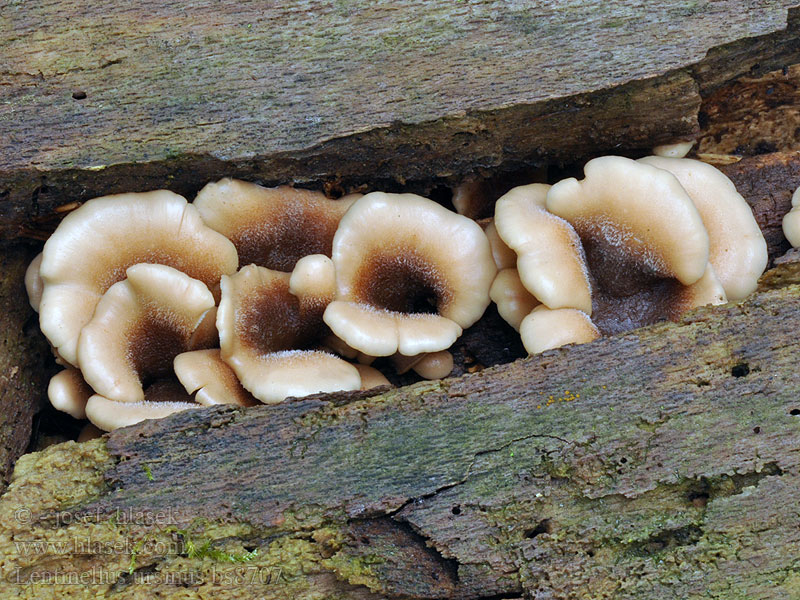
[2, 260, 800, 598]
[1, 2, 799, 240]
[0, 244, 53, 494]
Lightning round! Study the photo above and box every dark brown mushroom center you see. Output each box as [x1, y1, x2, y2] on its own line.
[238, 280, 327, 352]
[576, 221, 689, 335]
[354, 249, 451, 315]
[235, 207, 339, 272]
[127, 310, 197, 388]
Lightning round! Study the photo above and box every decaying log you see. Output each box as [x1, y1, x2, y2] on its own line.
[2, 258, 800, 599]
[0, 245, 53, 493]
[2, 1, 800, 240]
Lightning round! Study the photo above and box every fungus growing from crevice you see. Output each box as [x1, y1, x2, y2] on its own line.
[38, 190, 237, 365]
[494, 157, 731, 351]
[217, 259, 360, 403]
[323, 192, 496, 357]
[77, 264, 218, 403]
[194, 178, 358, 271]
[639, 156, 767, 301]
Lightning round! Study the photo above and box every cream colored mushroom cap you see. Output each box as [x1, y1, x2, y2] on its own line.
[25, 252, 43, 312]
[47, 368, 92, 420]
[520, 306, 600, 355]
[639, 156, 767, 301]
[412, 351, 454, 380]
[489, 268, 540, 331]
[783, 186, 800, 248]
[77, 264, 216, 404]
[353, 364, 392, 390]
[484, 221, 517, 270]
[289, 254, 336, 301]
[174, 349, 258, 407]
[217, 264, 361, 403]
[194, 178, 357, 271]
[332, 192, 496, 326]
[652, 141, 695, 158]
[325, 192, 495, 356]
[546, 156, 709, 286]
[38, 190, 237, 365]
[86, 394, 200, 432]
[494, 183, 592, 313]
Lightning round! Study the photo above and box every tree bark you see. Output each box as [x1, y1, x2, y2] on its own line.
[1, 1, 799, 240]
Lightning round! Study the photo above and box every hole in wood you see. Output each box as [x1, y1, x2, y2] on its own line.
[790, 408, 800, 416]
[72, 90, 87, 100]
[731, 363, 750, 378]
[524, 518, 552, 539]
[451, 505, 461, 515]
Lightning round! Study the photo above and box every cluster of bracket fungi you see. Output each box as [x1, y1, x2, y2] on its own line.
[25, 151, 769, 433]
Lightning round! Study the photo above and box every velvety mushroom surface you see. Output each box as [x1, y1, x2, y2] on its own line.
[77, 264, 218, 404]
[323, 192, 496, 357]
[217, 259, 360, 403]
[38, 190, 237, 365]
[194, 178, 357, 271]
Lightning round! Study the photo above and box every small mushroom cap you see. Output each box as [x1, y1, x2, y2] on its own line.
[217, 264, 361, 403]
[494, 183, 592, 313]
[174, 349, 259, 407]
[354, 364, 392, 390]
[47, 368, 92, 419]
[489, 268, 541, 331]
[289, 254, 336, 301]
[520, 306, 600, 355]
[324, 192, 495, 356]
[546, 156, 710, 286]
[639, 156, 767, 301]
[411, 350, 454, 380]
[77, 264, 216, 403]
[783, 186, 800, 247]
[38, 190, 237, 365]
[652, 140, 695, 158]
[194, 178, 357, 271]
[86, 393, 200, 432]
[24, 252, 43, 312]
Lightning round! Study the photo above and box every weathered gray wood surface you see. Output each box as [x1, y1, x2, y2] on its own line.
[2, 260, 800, 599]
[1, 1, 799, 239]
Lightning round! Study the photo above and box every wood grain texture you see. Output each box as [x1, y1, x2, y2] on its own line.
[0, 245, 53, 494]
[1, 1, 799, 240]
[2, 261, 800, 599]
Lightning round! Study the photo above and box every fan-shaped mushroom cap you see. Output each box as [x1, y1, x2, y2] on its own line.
[77, 264, 217, 403]
[194, 178, 358, 271]
[489, 268, 540, 331]
[783, 186, 800, 248]
[38, 190, 237, 366]
[547, 156, 710, 287]
[494, 183, 592, 313]
[47, 368, 92, 419]
[174, 349, 258, 407]
[25, 252, 43, 312]
[639, 156, 767, 301]
[85, 380, 200, 432]
[323, 192, 496, 357]
[217, 263, 360, 404]
[520, 306, 600, 355]
[652, 141, 695, 158]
